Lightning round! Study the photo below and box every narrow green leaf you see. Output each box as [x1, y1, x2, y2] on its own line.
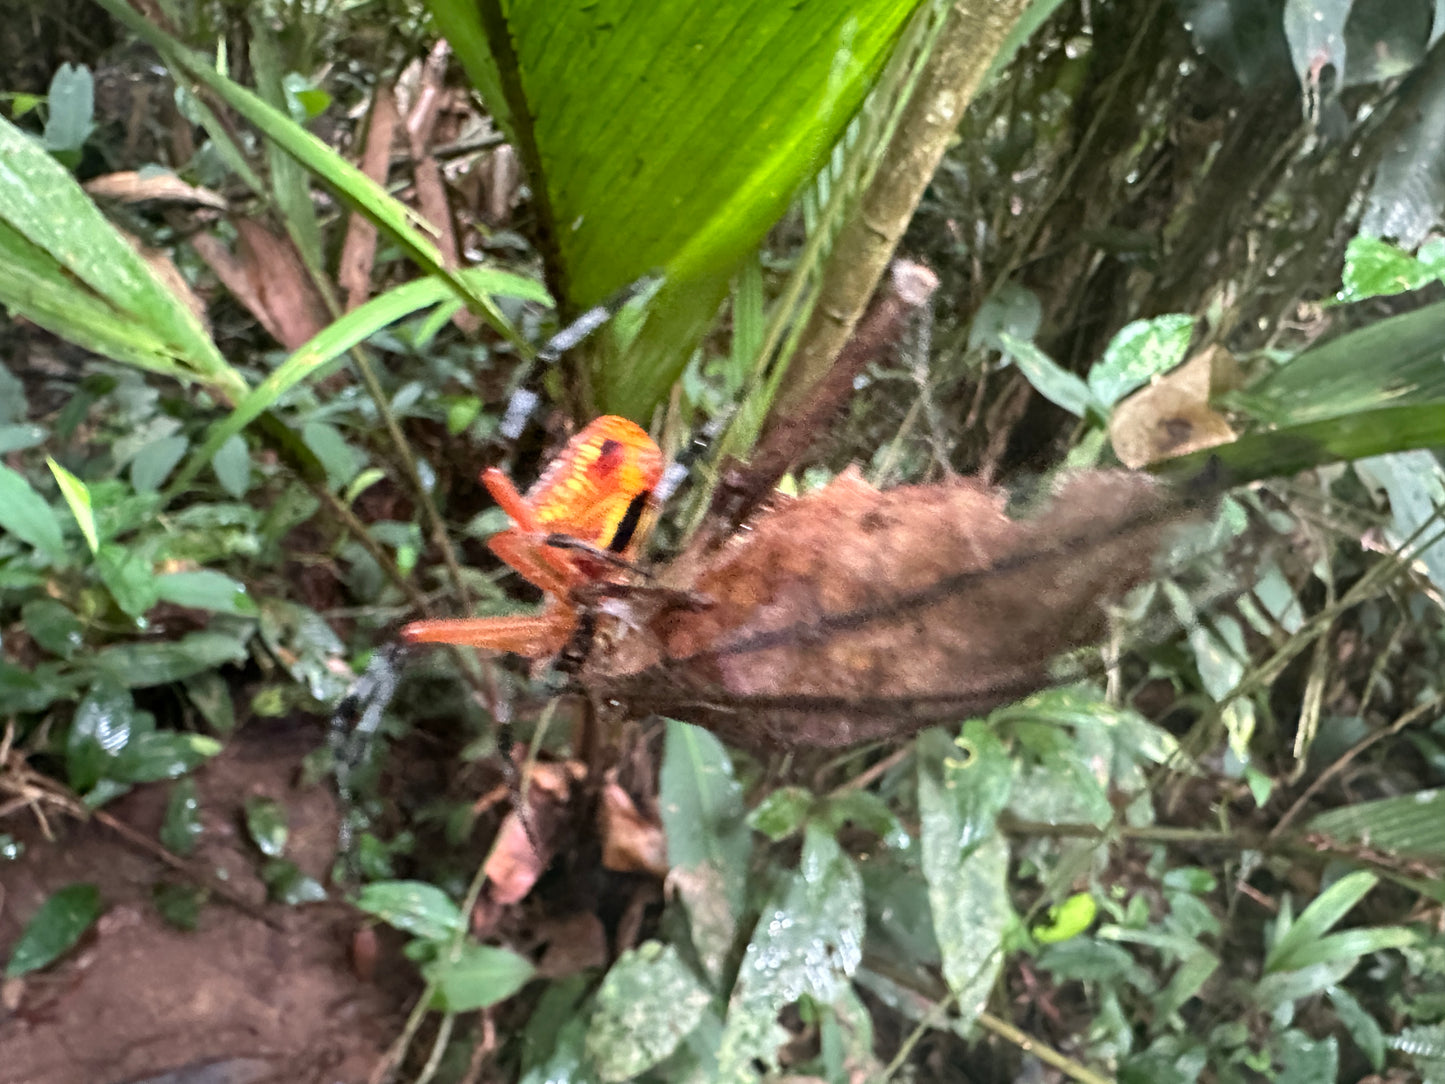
[1265, 870, 1378, 973]
[998, 330, 1101, 418]
[424, 942, 536, 1011]
[1327, 984, 1386, 1070]
[5, 883, 103, 977]
[0, 462, 65, 560]
[46, 458, 97, 554]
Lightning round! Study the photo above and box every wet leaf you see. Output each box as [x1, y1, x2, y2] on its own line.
[425, 942, 536, 1011]
[5, 883, 102, 977]
[21, 598, 85, 658]
[586, 942, 711, 1081]
[716, 824, 863, 1078]
[1089, 313, 1195, 408]
[659, 720, 750, 979]
[0, 462, 65, 560]
[261, 859, 328, 905]
[356, 880, 465, 943]
[67, 680, 136, 793]
[245, 795, 289, 857]
[155, 569, 256, 615]
[918, 724, 1015, 1025]
[88, 628, 251, 688]
[114, 732, 221, 784]
[160, 776, 202, 856]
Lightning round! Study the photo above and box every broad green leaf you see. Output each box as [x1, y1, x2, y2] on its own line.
[0, 462, 65, 560]
[87, 628, 252, 688]
[424, 942, 536, 1011]
[47, 458, 97, 554]
[917, 724, 1015, 1023]
[67, 681, 137, 793]
[113, 732, 222, 784]
[717, 825, 864, 1080]
[1274, 1030, 1339, 1084]
[95, 542, 160, 617]
[1308, 787, 1445, 857]
[1338, 236, 1445, 302]
[355, 880, 465, 943]
[5, 883, 102, 977]
[1088, 313, 1194, 408]
[211, 434, 251, 498]
[429, 0, 926, 418]
[155, 570, 256, 615]
[518, 977, 595, 1084]
[586, 942, 711, 1081]
[659, 719, 750, 979]
[161, 777, 203, 857]
[21, 598, 84, 659]
[244, 795, 289, 857]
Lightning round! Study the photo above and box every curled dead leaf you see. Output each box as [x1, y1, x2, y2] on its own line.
[586, 467, 1194, 751]
[1110, 345, 1240, 468]
[598, 778, 668, 878]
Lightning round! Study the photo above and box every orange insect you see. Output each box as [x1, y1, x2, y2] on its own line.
[401, 415, 664, 661]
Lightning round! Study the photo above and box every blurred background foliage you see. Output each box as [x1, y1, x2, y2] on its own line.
[7, 0, 1445, 1081]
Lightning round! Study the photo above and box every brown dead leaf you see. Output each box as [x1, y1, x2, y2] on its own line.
[189, 219, 327, 350]
[598, 777, 668, 877]
[588, 468, 1191, 751]
[535, 911, 609, 977]
[1109, 345, 1240, 468]
[339, 84, 400, 311]
[481, 760, 583, 906]
[85, 170, 228, 210]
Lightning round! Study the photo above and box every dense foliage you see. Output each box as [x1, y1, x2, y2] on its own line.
[7, 0, 1445, 1081]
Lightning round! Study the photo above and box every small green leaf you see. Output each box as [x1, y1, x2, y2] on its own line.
[130, 434, 190, 493]
[95, 542, 160, 617]
[0, 462, 65, 559]
[155, 570, 256, 615]
[260, 858, 328, 905]
[586, 942, 711, 1081]
[355, 880, 465, 943]
[43, 63, 94, 155]
[47, 457, 98, 554]
[747, 786, 813, 842]
[998, 330, 1101, 418]
[245, 795, 289, 857]
[1089, 313, 1195, 407]
[183, 670, 236, 733]
[160, 777, 203, 856]
[5, 883, 102, 977]
[1338, 235, 1445, 302]
[211, 433, 252, 497]
[424, 942, 536, 1011]
[153, 881, 205, 930]
[21, 598, 85, 658]
[1033, 892, 1098, 944]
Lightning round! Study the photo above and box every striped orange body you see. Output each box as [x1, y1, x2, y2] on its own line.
[401, 416, 664, 659]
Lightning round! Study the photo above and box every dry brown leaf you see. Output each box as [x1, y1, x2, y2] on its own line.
[1109, 345, 1240, 468]
[598, 778, 668, 877]
[481, 760, 582, 906]
[189, 219, 327, 350]
[85, 171, 228, 210]
[587, 467, 1190, 751]
[339, 84, 399, 311]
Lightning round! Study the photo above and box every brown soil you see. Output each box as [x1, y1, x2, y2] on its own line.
[0, 724, 411, 1084]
